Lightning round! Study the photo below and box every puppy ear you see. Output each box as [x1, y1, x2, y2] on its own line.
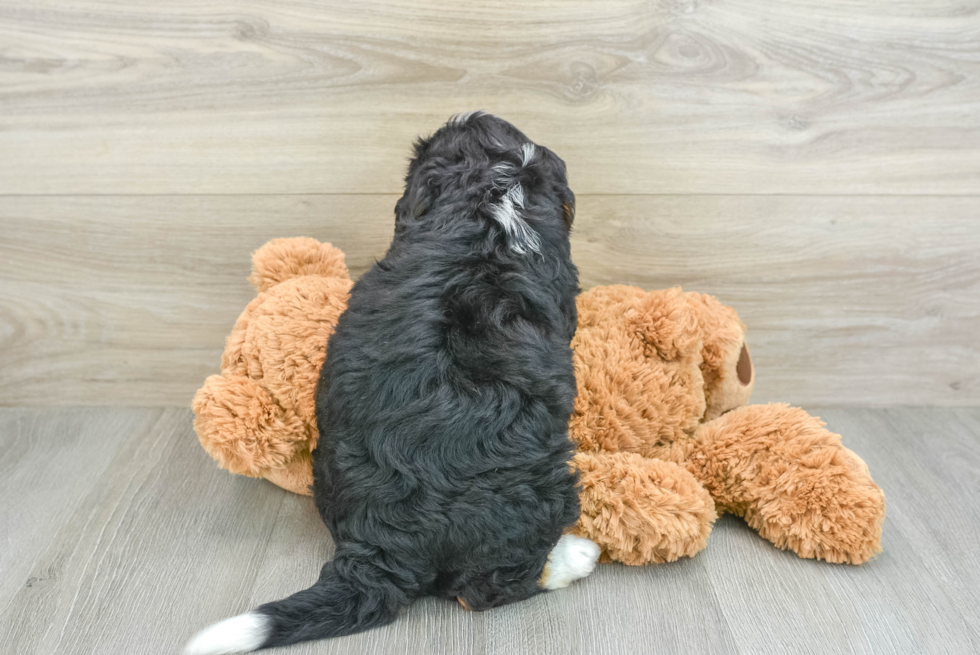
[394, 179, 434, 233]
[562, 200, 575, 229]
[559, 181, 576, 229]
[395, 139, 437, 230]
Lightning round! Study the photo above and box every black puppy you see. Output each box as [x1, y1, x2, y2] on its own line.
[186, 112, 599, 654]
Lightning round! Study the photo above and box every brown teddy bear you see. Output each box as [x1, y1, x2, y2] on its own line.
[194, 238, 885, 566]
[568, 285, 885, 564]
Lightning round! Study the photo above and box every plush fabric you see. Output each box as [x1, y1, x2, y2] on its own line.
[193, 238, 350, 493]
[194, 238, 885, 565]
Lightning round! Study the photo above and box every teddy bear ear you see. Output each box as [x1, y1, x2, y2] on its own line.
[248, 237, 350, 293]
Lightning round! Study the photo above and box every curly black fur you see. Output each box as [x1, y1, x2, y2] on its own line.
[257, 112, 581, 648]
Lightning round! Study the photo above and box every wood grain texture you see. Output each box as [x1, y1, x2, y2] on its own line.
[1, 407, 978, 654]
[571, 195, 980, 406]
[2, 194, 977, 406]
[0, 407, 287, 655]
[0, 408, 148, 616]
[0, 195, 395, 406]
[701, 407, 980, 655]
[0, 0, 978, 194]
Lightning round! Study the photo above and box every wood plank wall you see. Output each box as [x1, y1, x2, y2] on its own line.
[1, 0, 978, 406]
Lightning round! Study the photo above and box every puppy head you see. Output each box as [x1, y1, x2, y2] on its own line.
[394, 111, 575, 254]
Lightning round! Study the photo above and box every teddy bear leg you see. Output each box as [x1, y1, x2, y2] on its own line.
[447, 534, 600, 613]
[570, 451, 717, 565]
[687, 404, 886, 564]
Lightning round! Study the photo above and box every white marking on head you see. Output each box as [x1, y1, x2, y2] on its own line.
[521, 143, 535, 167]
[539, 534, 600, 590]
[491, 183, 541, 255]
[490, 142, 540, 255]
[450, 110, 485, 126]
[184, 612, 271, 655]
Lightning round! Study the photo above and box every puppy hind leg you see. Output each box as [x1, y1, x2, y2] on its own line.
[538, 534, 600, 590]
[452, 535, 600, 612]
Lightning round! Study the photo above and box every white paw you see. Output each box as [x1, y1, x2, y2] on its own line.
[184, 612, 270, 655]
[540, 534, 601, 590]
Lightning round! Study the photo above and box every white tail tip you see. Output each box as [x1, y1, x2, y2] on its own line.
[184, 612, 271, 655]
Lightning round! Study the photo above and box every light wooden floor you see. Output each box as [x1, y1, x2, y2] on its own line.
[1, 406, 978, 655]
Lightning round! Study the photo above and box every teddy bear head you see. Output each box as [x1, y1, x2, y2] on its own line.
[569, 286, 753, 458]
[192, 238, 352, 494]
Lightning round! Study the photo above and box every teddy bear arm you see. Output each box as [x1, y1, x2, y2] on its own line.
[687, 404, 885, 564]
[193, 374, 317, 484]
[570, 451, 717, 565]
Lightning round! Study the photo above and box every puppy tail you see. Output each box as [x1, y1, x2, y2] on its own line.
[184, 560, 410, 654]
